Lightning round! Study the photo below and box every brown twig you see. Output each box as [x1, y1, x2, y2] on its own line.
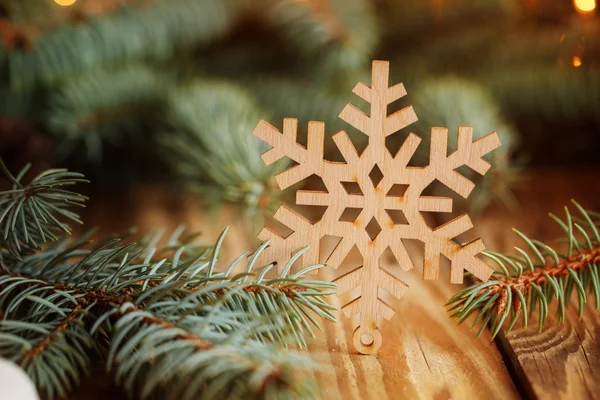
[1, 270, 136, 306]
[18, 304, 83, 362]
[484, 245, 600, 315]
[120, 305, 213, 351]
[119, 305, 289, 393]
[148, 279, 309, 299]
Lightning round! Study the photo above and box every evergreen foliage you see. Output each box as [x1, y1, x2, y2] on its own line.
[46, 65, 168, 160]
[2, 0, 248, 90]
[0, 161, 337, 399]
[159, 82, 283, 217]
[0, 0, 598, 213]
[447, 200, 600, 339]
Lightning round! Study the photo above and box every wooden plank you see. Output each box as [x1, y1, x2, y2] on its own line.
[309, 262, 519, 400]
[78, 185, 519, 399]
[495, 302, 600, 400]
[79, 169, 600, 399]
[472, 169, 600, 400]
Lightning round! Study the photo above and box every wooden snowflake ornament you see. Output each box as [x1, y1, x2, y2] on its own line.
[253, 60, 501, 354]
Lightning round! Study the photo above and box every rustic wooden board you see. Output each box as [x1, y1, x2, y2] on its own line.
[81, 184, 518, 399]
[495, 301, 600, 400]
[309, 259, 518, 400]
[75, 169, 600, 399]
[473, 169, 600, 400]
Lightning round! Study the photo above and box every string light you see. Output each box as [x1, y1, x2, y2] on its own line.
[572, 56, 582, 67]
[573, 0, 596, 14]
[54, 0, 77, 6]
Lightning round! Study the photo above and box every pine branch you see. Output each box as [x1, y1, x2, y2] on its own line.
[107, 303, 317, 400]
[17, 304, 84, 362]
[262, 0, 377, 83]
[1, 0, 149, 28]
[0, 290, 96, 399]
[1, 233, 334, 398]
[46, 65, 169, 161]
[3, 0, 249, 90]
[5, 226, 335, 344]
[159, 82, 283, 218]
[447, 200, 600, 338]
[0, 160, 88, 268]
[378, 0, 517, 41]
[0, 160, 337, 399]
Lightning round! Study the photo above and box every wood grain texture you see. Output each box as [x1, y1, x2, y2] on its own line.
[496, 301, 600, 400]
[75, 169, 600, 399]
[309, 241, 519, 400]
[252, 60, 501, 353]
[474, 169, 600, 400]
[77, 183, 518, 399]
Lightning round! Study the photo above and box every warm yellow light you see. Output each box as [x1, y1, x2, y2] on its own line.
[572, 56, 582, 67]
[54, 0, 76, 6]
[573, 0, 596, 13]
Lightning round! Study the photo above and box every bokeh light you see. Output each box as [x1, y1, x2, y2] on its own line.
[54, 0, 77, 6]
[572, 56, 582, 67]
[573, 0, 596, 14]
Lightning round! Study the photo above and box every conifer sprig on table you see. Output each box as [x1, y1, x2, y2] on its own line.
[0, 158, 88, 267]
[0, 161, 336, 399]
[447, 200, 600, 339]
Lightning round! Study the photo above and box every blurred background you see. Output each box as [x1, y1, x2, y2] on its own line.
[0, 0, 599, 236]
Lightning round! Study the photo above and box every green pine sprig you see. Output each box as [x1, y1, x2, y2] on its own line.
[0, 160, 336, 399]
[447, 200, 600, 339]
[0, 159, 88, 268]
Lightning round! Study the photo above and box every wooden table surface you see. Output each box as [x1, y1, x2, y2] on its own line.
[74, 169, 600, 400]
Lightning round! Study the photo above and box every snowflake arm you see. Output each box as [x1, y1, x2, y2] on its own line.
[256, 206, 321, 272]
[253, 119, 353, 190]
[426, 126, 501, 198]
[415, 126, 501, 282]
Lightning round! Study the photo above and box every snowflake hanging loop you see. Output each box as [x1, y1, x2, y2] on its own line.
[253, 60, 501, 354]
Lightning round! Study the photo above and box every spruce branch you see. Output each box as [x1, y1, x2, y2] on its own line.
[46, 65, 169, 161]
[106, 302, 317, 400]
[447, 200, 600, 338]
[0, 160, 337, 399]
[159, 82, 284, 218]
[3, 0, 250, 90]
[263, 0, 377, 83]
[0, 290, 96, 399]
[0, 160, 88, 268]
[0, 233, 333, 398]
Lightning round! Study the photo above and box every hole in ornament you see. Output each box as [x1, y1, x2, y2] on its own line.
[420, 203, 458, 230]
[385, 209, 408, 225]
[369, 165, 384, 187]
[418, 211, 439, 230]
[341, 181, 363, 195]
[340, 207, 362, 222]
[386, 184, 409, 197]
[361, 333, 374, 346]
[335, 244, 362, 273]
[381, 244, 416, 272]
[421, 179, 452, 197]
[400, 239, 424, 273]
[365, 217, 382, 241]
[319, 235, 341, 262]
[455, 164, 478, 179]
[264, 217, 294, 239]
[303, 174, 328, 192]
[293, 203, 327, 224]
